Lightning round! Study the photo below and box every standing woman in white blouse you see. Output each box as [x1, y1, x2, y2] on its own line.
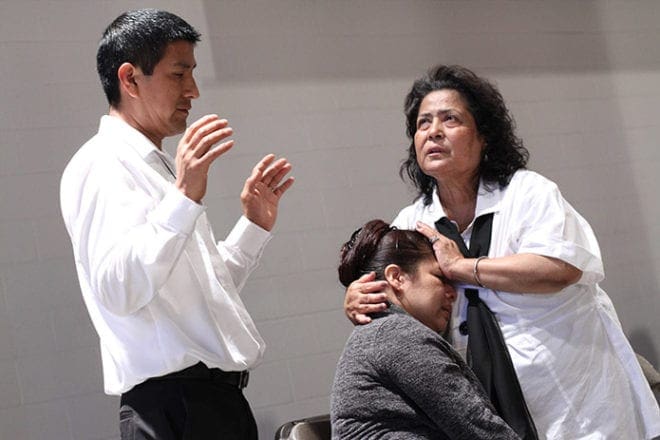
[344, 64, 660, 439]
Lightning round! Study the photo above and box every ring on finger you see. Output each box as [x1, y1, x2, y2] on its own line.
[429, 236, 440, 244]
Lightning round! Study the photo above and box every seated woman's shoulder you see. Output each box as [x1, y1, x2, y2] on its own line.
[374, 310, 441, 342]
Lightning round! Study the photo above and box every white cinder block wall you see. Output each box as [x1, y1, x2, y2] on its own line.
[1, 1, 659, 439]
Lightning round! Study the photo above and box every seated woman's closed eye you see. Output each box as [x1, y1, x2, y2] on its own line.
[383, 258, 455, 334]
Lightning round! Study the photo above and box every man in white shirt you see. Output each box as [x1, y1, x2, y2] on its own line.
[60, 9, 293, 439]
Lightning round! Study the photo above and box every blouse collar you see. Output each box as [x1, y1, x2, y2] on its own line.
[419, 178, 505, 226]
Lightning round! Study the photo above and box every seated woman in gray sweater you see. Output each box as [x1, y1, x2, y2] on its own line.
[331, 220, 519, 439]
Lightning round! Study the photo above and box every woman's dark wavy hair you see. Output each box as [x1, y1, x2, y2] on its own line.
[97, 9, 201, 107]
[338, 220, 435, 288]
[400, 65, 529, 205]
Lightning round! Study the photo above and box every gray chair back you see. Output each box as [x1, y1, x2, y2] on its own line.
[274, 414, 331, 440]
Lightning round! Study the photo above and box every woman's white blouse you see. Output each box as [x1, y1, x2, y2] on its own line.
[392, 170, 660, 439]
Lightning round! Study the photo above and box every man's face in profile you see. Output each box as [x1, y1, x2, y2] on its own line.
[131, 40, 199, 144]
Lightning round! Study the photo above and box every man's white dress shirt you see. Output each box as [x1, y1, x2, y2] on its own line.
[61, 115, 270, 395]
[393, 170, 660, 439]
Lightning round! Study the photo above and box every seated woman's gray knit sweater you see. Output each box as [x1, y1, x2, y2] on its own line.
[331, 305, 520, 440]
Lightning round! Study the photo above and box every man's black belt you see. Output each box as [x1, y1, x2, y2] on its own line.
[153, 362, 249, 389]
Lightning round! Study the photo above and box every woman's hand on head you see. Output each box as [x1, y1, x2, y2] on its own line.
[344, 272, 389, 325]
[416, 221, 464, 280]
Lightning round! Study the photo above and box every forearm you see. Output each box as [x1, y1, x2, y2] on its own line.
[90, 228, 190, 314]
[216, 216, 272, 292]
[448, 253, 582, 294]
[84, 188, 203, 314]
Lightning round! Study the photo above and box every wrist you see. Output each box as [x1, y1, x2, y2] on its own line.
[244, 212, 274, 232]
[446, 257, 469, 283]
[473, 256, 488, 288]
[176, 181, 203, 204]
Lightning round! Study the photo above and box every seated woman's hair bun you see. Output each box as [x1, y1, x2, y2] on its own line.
[338, 220, 434, 288]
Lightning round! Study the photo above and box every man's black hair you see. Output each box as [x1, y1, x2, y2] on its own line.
[97, 9, 200, 107]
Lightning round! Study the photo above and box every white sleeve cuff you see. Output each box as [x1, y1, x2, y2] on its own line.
[225, 216, 272, 258]
[518, 239, 605, 284]
[148, 187, 205, 235]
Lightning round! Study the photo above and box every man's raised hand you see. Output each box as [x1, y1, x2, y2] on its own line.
[241, 154, 294, 231]
[175, 114, 234, 203]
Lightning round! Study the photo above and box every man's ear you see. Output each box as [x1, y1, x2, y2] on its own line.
[384, 264, 406, 290]
[117, 62, 139, 99]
